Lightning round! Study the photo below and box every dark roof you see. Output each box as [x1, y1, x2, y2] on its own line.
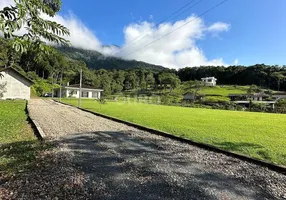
[204, 94, 223, 97]
[66, 84, 103, 90]
[0, 67, 34, 84]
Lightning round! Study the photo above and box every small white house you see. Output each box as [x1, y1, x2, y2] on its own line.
[54, 84, 103, 99]
[201, 77, 217, 86]
[0, 67, 33, 100]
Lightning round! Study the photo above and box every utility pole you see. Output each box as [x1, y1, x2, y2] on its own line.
[52, 72, 54, 99]
[78, 67, 82, 108]
[59, 72, 63, 102]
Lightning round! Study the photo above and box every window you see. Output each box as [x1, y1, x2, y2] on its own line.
[82, 91, 88, 97]
[92, 92, 98, 98]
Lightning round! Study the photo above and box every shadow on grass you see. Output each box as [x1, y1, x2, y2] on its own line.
[0, 140, 53, 182]
[214, 142, 277, 163]
[214, 142, 263, 152]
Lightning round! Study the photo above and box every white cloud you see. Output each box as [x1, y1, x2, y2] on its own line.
[208, 22, 230, 33]
[0, 1, 232, 69]
[233, 59, 239, 65]
[114, 16, 230, 68]
[43, 12, 103, 51]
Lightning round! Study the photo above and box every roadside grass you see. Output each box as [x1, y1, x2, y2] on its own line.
[0, 101, 51, 179]
[62, 99, 286, 166]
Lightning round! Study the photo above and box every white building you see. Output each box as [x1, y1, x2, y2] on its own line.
[54, 84, 103, 99]
[201, 77, 217, 86]
[0, 67, 33, 100]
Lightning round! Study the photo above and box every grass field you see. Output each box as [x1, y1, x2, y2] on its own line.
[199, 85, 248, 96]
[63, 99, 286, 166]
[0, 101, 49, 177]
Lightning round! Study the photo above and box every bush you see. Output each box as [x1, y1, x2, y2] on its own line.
[275, 99, 286, 113]
[160, 95, 172, 105]
[203, 96, 230, 104]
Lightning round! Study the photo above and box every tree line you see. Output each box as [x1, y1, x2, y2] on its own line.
[178, 65, 286, 91]
[1, 36, 286, 96]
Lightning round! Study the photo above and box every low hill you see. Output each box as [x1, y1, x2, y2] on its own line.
[57, 46, 166, 71]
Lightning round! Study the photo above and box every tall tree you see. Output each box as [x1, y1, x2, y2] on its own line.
[159, 72, 181, 92]
[271, 72, 285, 91]
[0, 0, 70, 56]
[183, 80, 203, 101]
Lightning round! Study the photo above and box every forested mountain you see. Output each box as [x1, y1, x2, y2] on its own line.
[57, 46, 165, 71]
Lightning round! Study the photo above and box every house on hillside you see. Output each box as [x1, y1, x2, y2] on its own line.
[201, 77, 217, 86]
[54, 83, 103, 99]
[229, 92, 270, 102]
[272, 92, 286, 100]
[0, 67, 34, 100]
[228, 92, 277, 109]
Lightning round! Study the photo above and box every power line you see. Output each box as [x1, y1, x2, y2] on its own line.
[117, 0, 203, 52]
[122, 0, 229, 58]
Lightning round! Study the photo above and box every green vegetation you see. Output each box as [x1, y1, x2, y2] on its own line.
[199, 85, 248, 96]
[0, 101, 50, 177]
[62, 99, 286, 166]
[0, 0, 69, 53]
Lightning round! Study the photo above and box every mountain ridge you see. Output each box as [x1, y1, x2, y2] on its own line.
[57, 46, 166, 71]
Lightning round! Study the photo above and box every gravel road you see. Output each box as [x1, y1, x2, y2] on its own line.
[27, 99, 286, 200]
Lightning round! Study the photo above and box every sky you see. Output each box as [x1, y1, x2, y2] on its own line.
[1, 0, 286, 68]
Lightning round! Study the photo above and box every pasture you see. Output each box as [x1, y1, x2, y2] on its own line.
[63, 99, 286, 166]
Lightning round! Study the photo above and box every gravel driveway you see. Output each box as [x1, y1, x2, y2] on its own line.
[26, 99, 286, 199]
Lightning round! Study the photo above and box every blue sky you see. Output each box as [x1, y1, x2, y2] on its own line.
[34, 1, 284, 67]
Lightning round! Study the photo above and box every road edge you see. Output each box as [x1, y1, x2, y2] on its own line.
[26, 100, 45, 140]
[54, 100, 286, 175]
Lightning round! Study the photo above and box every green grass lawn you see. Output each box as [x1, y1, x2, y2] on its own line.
[199, 85, 248, 96]
[63, 99, 286, 166]
[0, 101, 49, 177]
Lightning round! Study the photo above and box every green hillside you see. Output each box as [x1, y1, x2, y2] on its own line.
[57, 46, 166, 71]
[199, 85, 248, 96]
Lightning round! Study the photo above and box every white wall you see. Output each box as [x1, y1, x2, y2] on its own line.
[64, 88, 102, 99]
[0, 69, 31, 100]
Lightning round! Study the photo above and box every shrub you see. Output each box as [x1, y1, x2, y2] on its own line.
[203, 96, 230, 104]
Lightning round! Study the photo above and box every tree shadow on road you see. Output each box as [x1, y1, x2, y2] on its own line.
[1, 130, 283, 200]
[57, 131, 277, 200]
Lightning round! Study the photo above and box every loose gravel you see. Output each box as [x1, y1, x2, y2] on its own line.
[21, 99, 286, 199]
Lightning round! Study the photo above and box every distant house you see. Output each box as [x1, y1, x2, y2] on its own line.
[201, 77, 217, 86]
[228, 92, 277, 109]
[0, 67, 33, 100]
[54, 83, 103, 99]
[183, 92, 204, 101]
[229, 93, 270, 102]
[272, 92, 286, 100]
